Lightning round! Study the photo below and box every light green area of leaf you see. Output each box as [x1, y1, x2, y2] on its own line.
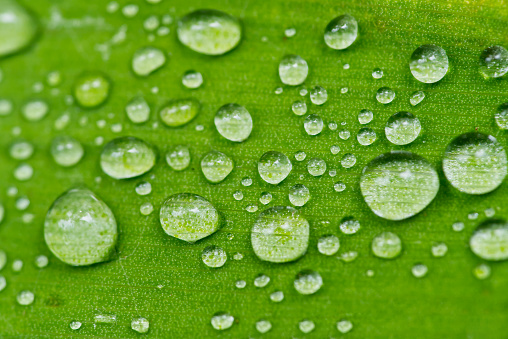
[0, 0, 508, 337]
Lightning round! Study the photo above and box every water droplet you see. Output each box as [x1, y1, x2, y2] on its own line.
[479, 45, 508, 78]
[259, 192, 272, 205]
[15, 196, 29, 210]
[95, 313, 117, 324]
[376, 87, 395, 104]
[201, 151, 234, 183]
[372, 68, 383, 79]
[452, 221, 465, 232]
[202, 245, 227, 268]
[310, 86, 328, 105]
[122, 4, 139, 17]
[125, 96, 150, 123]
[159, 98, 200, 127]
[294, 270, 323, 295]
[339, 129, 351, 140]
[289, 184, 310, 207]
[211, 312, 234, 330]
[324, 14, 358, 50]
[360, 151, 439, 220]
[241, 177, 252, 186]
[245, 204, 258, 213]
[73, 72, 110, 108]
[14, 163, 33, 181]
[485, 207, 496, 218]
[470, 220, 508, 261]
[251, 206, 309, 263]
[279, 55, 308, 86]
[166, 145, 191, 171]
[258, 151, 292, 185]
[235, 280, 246, 289]
[304, 114, 323, 136]
[284, 27, 296, 38]
[358, 109, 373, 124]
[341, 153, 356, 168]
[233, 190, 243, 201]
[442, 133, 507, 194]
[337, 320, 353, 333]
[35, 255, 48, 268]
[340, 217, 360, 235]
[69, 321, 82, 330]
[132, 47, 166, 76]
[291, 100, 307, 116]
[334, 181, 346, 192]
[160, 193, 220, 243]
[100, 137, 156, 179]
[214, 103, 253, 142]
[410, 90, 425, 106]
[143, 15, 160, 31]
[255, 319, 272, 333]
[330, 145, 340, 155]
[269, 290, 284, 302]
[409, 44, 448, 83]
[357, 128, 376, 146]
[0, 0, 38, 57]
[411, 264, 428, 278]
[16, 290, 34, 305]
[495, 102, 508, 130]
[372, 232, 402, 259]
[135, 181, 152, 196]
[468, 212, 479, 220]
[22, 100, 48, 121]
[254, 274, 270, 288]
[0, 250, 6, 270]
[274, 87, 283, 94]
[232, 252, 243, 260]
[131, 317, 149, 334]
[366, 269, 375, 277]
[295, 151, 306, 161]
[473, 263, 491, 280]
[9, 140, 33, 160]
[431, 243, 447, 257]
[178, 10, 241, 55]
[328, 121, 338, 130]
[44, 188, 117, 266]
[306, 157, 326, 177]
[299, 319, 315, 333]
[0, 98, 13, 116]
[182, 70, 203, 89]
[140, 202, 154, 215]
[385, 111, 421, 145]
[50, 136, 84, 167]
[12, 259, 23, 272]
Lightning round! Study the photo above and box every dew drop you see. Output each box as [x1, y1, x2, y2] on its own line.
[339, 129, 351, 140]
[494, 103, 508, 130]
[0, 99, 13, 116]
[258, 151, 292, 185]
[473, 263, 491, 280]
[34, 255, 48, 268]
[95, 313, 117, 324]
[299, 320, 315, 333]
[470, 220, 508, 261]
[254, 274, 270, 288]
[140, 202, 154, 215]
[214, 103, 253, 142]
[410, 90, 425, 106]
[376, 87, 395, 104]
[16, 290, 34, 305]
[289, 184, 310, 207]
[235, 280, 246, 289]
[135, 181, 152, 196]
[233, 190, 243, 201]
[337, 320, 353, 333]
[358, 109, 373, 124]
[50, 136, 84, 167]
[304, 114, 323, 136]
[291, 100, 307, 116]
[131, 317, 149, 334]
[409, 45, 448, 83]
[334, 181, 346, 192]
[372, 232, 402, 259]
[13, 163, 33, 181]
[452, 221, 465, 232]
[310, 86, 328, 105]
[431, 242, 447, 257]
[12, 259, 23, 272]
[232, 252, 243, 260]
[9, 140, 33, 160]
[100, 137, 156, 179]
[357, 128, 376, 146]
[294, 270, 323, 295]
[211, 312, 234, 330]
[324, 14, 358, 50]
[411, 264, 428, 278]
[340, 217, 360, 235]
[202, 245, 227, 268]
[479, 45, 508, 79]
[385, 111, 421, 145]
[159, 98, 200, 127]
[182, 70, 203, 89]
[73, 72, 110, 108]
[330, 145, 340, 155]
[132, 47, 166, 76]
[259, 192, 272, 205]
[295, 151, 306, 161]
[22, 100, 48, 121]
[201, 150, 234, 183]
[284, 27, 296, 38]
[241, 177, 252, 187]
[256, 320, 272, 333]
[372, 68, 383, 79]
[307, 157, 326, 176]
[166, 145, 191, 171]
[341, 153, 356, 168]
[279, 55, 309, 86]
[0, 0, 38, 57]
[69, 321, 82, 330]
[125, 96, 150, 123]
[269, 291, 284, 302]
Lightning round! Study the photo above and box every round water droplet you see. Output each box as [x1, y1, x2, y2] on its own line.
[304, 114, 323, 136]
[410, 90, 425, 106]
[340, 217, 360, 234]
[233, 190, 243, 200]
[254, 274, 270, 288]
[337, 320, 353, 333]
[160, 193, 220, 243]
[235, 280, 246, 288]
[100, 137, 156, 179]
[9, 140, 33, 160]
[376, 87, 395, 104]
[409, 44, 448, 83]
[431, 242, 447, 257]
[310, 86, 328, 105]
[214, 103, 252, 142]
[330, 145, 340, 155]
[299, 320, 315, 333]
[135, 181, 152, 196]
[140, 202, 154, 215]
[44, 188, 117, 266]
[479, 45, 508, 79]
[442, 132, 506, 195]
[211, 312, 234, 330]
[131, 317, 149, 334]
[125, 96, 150, 123]
[339, 129, 351, 140]
[159, 98, 200, 127]
[372, 68, 383, 79]
[357, 128, 376, 146]
[307, 158, 326, 176]
[35, 254, 48, 268]
[182, 70, 203, 89]
[258, 151, 292, 185]
[360, 151, 439, 220]
[256, 320, 272, 333]
[473, 264, 491, 280]
[269, 290, 284, 302]
[334, 181, 346, 192]
[452, 221, 465, 232]
[279, 55, 308, 86]
[132, 47, 166, 76]
[14, 163, 33, 181]
[317, 235, 340, 255]
[0, 98, 13, 116]
[241, 177, 252, 187]
[411, 263, 428, 278]
[295, 151, 306, 161]
[291, 100, 307, 116]
[201, 151, 234, 183]
[251, 206, 309, 263]
[50, 136, 84, 167]
[69, 321, 82, 330]
[17, 290, 34, 305]
[385, 111, 421, 145]
[73, 72, 110, 108]
[371, 232, 402, 259]
[289, 184, 310, 207]
[22, 100, 48, 121]
[470, 220, 508, 261]
[259, 192, 272, 205]
[341, 153, 356, 168]
[358, 109, 373, 124]
[178, 10, 241, 55]
[324, 14, 358, 50]
[495, 103, 508, 130]
[166, 145, 191, 171]
[0, 0, 38, 57]
[202, 245, 227, 268]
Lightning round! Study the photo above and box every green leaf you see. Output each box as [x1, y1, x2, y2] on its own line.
[1, 0, 508, 337]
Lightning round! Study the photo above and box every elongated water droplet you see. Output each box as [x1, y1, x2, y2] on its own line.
[357, 128, 376, 146]
[324, 14, 358, 50]
[289, 184, 310, 207]
[479, 45, 508, 79]
[442, 132, 506, 195]
[69, 321, 82, 330]
[409, 45, 448, 83]
[131, 317, 149, 333]
[160, 193, 220, 243]
[95, 313, 117, 324]
[307, 157, 326, 176]
[258, 151, 292, 185]
[73, 72, 110, 108]
[214, 103, 252, 142]
[385, 111, 421, 145]
[251, 206, 309, 263]
[178, 10, 241, 55]
[201, 150, 233, 183]
[410, 90, 425, 106]
[166, 145, 190, 171]
[211, 312, 234, 330]
[372, 232, 402, 259]
[202, 245, 227, 268]
[279, 55, 308, 86]
[0, 0, 38, 57]
[310, 86, 328, 105]
[132, 47, 166, 76]
[182, 70, 203, 89]
[360, 151, 439, 220]
[317, 235, 340, 255]
[376, 87, 395, 104]
[50, 136, 84, 167]
[125, 96, 150, 123]
[44, 188, 117, 266]
[159, 98, 200, 127]
[470, 220, 508, 261]
[304, 114, 323, 136]
[294, 270, 323, 295]
[100, 137, 156, 179]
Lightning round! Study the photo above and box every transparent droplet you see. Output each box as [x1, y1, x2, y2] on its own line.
[295, 151, 306, 161]
[16, 290, 34, 305]
[442, 132, 506, 195]
[140, 202, 154, 215]
[479, 45, 508, 79]
[274, 87, 283, 95]
[131, 317, 150, 334]
[233, 190, 243, 201]
[328, 121, 338, 130]
[73, 72, 110, 108]
[9, 140, 33, 160]
[310, 86, 328, 105]
[411, 264, 428, 278]
[0, 0, 38, 57]
[494, 103, 508, 130]
[340, 217, 360, 235]
[255, 320, 272, 333]
[431, 243, 448, 257]
[259, 192, 272, 205]
[132, 47, 166, 76]
[307, 158, 326, 176]
[299, 320, 315, 333]
[251, 206, 309, 263]
[269, 291, 284, 302]
[334, 181, 346, 192]
[357, 128, 376, 146]
[254, 274, 270, 288]
[341, 153, 356, 168]
[241, 177, 252, 187]
[135, 181, 152, 196]
[469, 212, 479, 220]
[258, 151, 292, 185]
[12, 259, 23, 272]
[211, 312, 234, 330]
[470, 220, 508, 261]
[372, 68, 383, 79]
[69, 321, 82, 330]
[100, 137, 156, 179]
[201, 150, 234, 183]
[235, 280, 246, 289]
[337, 320, 353, 333]
[473, 264, 491, 280]
[0, 99, 13, 116]
[34, 255, 48, 268]
[22, 100, 48, 121]
[409, 44, 448, 83]
[50, 136, 84, 167]
[289, 184, 310, 207]
[44, 188, 117, 266]
[330, 145, 340, 155]
[232, 252, 243, 260]
[13, 163, 33, 181]
[160, 193, 220, 243]
[452, 221, 465, 232]
[95, 313, 117, 323]
[15, 196, 29, 210]
[376, 87, 395, 104]
[291, 100, 307, 116]
[360, 151, 439, 220]
[166, 145, 191, 171]
[245, 204, 258, 213]
[485, 207, 496, 218]
[279, 55, 308, 86]
[410, 90, 425, 106]
[182, 70, 203, 89]
[324, 14, 358, 50]
[143, 15, 159, 31]
[214, 103, 253, 142]
[317, 235, 340, 255]
[178, 10, 241, 55]
[122, 4, 139, 17]
[125, 96, 150, 123]
[372, 232, 402, 259]
[284, 27, 296, 38]
[303, 114, 324, 136]
[385, 111, 421, 145]
[159, 98, 200, 127]
[339, 129, 351, 140]
[358, 109, 373, 124]
[202, 245, 227, 268]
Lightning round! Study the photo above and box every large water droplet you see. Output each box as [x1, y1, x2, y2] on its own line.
[0, 0, 38, 57]
[324, 14, 358, 50]
[371, 232, 402, 259]
[279, 55, 308, 86]
[202, 245, 227, 268]
[360, 151, 439, 220]
[159, 193, 220, 243]
[201, 150, 234, 183]
[73, 72, 110, 108]
[442, 132, 506, 194]
[211, 312, 234, 330]
[166, 145, 190, 171]
[251, 206, 309, 263]
[177, 10, 241, 55]
[470, 219, 508, 261]
[479, 45, 508, 79]
[159, 98, 200, 127]
[50, 136, 84, 167]
[258, 151, 292, 185]
[357, 128, 376, 146]
[289, 184, 310, 207]
[132, 47, 166, 76]
[214, 103, 252, 142]
[385, 111, 421, 145]
[409, 44, 448, 83]
[294, 270, 323, 295]
[100, 137, 156, 179]
[125, 96, 150, 123]
[44, 188, 117, 266]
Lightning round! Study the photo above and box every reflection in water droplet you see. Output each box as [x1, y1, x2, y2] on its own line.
[470, 220, 508, 261]
[100, 137, 156, 179]
[202, 245, 227, 268]
[182, 70, 203, 89]
[357, 128, 376, 146]
[410, 90, 425, 106]
[372, 232, 402, 259]
[358, 109, 373, 124]
[479, 45, 508, 79]
[310, 86, 328, 105]
[258, 151, 292, 185]
[324, 14, 358, 50]
[341, 153, 356, 168]
[201, 150, 234, 183]
[376, 87, 395, 104]
[211, 312, 234, 330]
[279, 55, 308, 86]
[294, 270, 323, 295]
[0, 0, 38, 57]
[372, 68, 383, 79]
[307, 158, 326, 176]
[166, 145, 191, 171]
[291, 100, 307, 116]
[385, 111, 421, 145]
[409, 45, 448, 83]
[340, 217, 360, 235]
[214, 103, 253, 142]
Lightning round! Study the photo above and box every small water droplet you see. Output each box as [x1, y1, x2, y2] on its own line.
[211, 312, 234, 330]
[0, 99, 13, 116]
[284, 27, 296, 38]
[341, 153, 356, 168]
[336, 320, 353, 333]
[125, 96, 150, 123]
[410, 45, 448, 83]
[495, 103, 508, 129]
[279, 54, 308, 86]
[295, 151, 306, 161]
[385, 111, 421, 145]
[166, 145, 191, 171]
[95, 313, 117, 324]
[291, 100, 307, 116]
[304, 114, 323, 135]
[339, 129, 351, 140]
[233, 190, 243, 200]
[182, 70, 203, 89]
[131, 317, 149, 333]
[310, 86, 328, 105]
[307, 157, 327, 176]
[317, 235, 340, 256]
[289, 184, 310, 207]
[214, 103, 253, 142]
[132, 47, 166, 76]
[259, 192, 272, 205]
[358, 109, 373, 124]
[372, 68, 383, 79]
[245, 204, 258, 213]
[470, 220, 508, 261]
[202, 245, 227, 268]
[334, 181, 346, 192]
[324, 14, 358, 50]
[122, 4, 139, 18]
[14, 163, 33, 181]
[73, 72, 110, 108]
[376, 87, 395, 104]
[50, 136, 84, 167]
[135, 181, 152, 196]
[485, 207, 496, 218]
[269, 290, 284, 302]
[241, 177, 252, 187]
[410, 90, 425, 106]
[159, 98, 200, 127]
[254, 274, 270, 288]
[479, 45, 508, 79]
[9, 140, 33, 160]
[235, 280, 246, 289]
[12, 259, 23, 272]
[299, 319, 315, 333]
[357, 128, 376, 146]
[232, 252, 243, 260]
[101, 137, 156, 179]
[258, 151, 292, 185]
[16, 290, 34, 305]
[201, 150, 234, 183]
[34, 255, 48, 268]
[452, 221, 465, 232]
[372, 232, 402, 259]
[140, 202, 154, 215]
[143, 15, 160, 31]
[70, 321, 82, 330]
[473, 263, 491, 280]
[411, 264, 428, 278]
[431, 243, 448, 257]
